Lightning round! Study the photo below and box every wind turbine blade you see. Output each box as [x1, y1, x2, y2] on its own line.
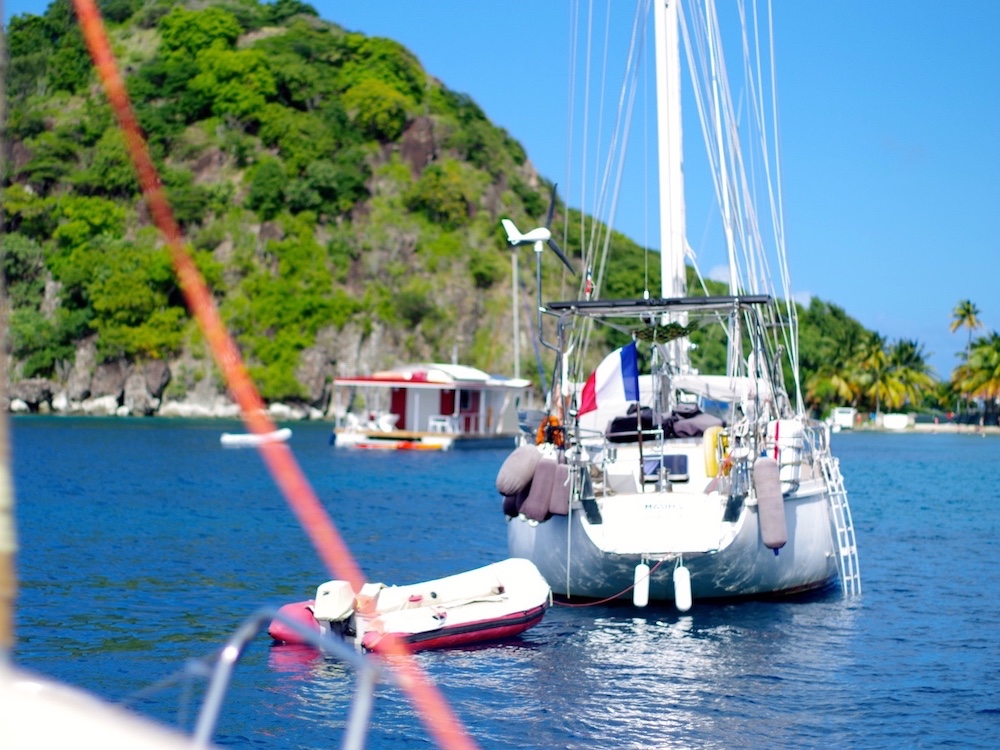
[547, 238, 575, 275]
[545, 183, 558, 228]
[500, 218, 522, 245]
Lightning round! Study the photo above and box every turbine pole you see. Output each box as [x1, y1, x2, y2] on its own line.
[512, 252, 520, 379]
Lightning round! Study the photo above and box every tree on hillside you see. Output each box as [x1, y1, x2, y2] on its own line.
[158, 6, 242, 58]
[266, 0, 319, 24]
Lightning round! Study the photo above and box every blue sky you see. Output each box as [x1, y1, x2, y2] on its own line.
[6, 1, 998, 378]
[317, 1, 1000, 380]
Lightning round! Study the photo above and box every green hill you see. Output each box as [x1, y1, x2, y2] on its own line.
[1, 0, 940, 418]
[4, 0, 621, 414]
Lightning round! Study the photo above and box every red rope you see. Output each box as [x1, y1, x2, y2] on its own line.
[552, 558, 668, 607]
[70, 3, 476, 748]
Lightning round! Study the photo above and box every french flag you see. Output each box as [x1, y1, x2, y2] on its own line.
[578, 341, 640, 415]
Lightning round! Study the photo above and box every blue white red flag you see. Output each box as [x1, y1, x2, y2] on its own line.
[578, 341, 640, 415]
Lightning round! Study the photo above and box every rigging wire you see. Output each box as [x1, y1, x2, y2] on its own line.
[557, 0, 804, 419]
[568, 0, 651, 389]
[569, 0, 584, 283]
[674, 1, 800, 403]
[642, 39, 651, 300]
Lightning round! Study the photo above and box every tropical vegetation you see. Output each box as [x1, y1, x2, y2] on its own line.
[952, 331, 1000, 422]
[1, 0, 995, 422]
[4, 0, 590, 404]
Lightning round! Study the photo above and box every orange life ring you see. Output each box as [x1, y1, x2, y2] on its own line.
[535, 415, 565, 447]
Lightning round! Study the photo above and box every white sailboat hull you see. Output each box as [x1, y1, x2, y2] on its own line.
[507, 481, 838, 602]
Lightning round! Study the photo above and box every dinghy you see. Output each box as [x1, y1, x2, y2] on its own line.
[219, 427, 292, 448]
[268, 558, 551, 652]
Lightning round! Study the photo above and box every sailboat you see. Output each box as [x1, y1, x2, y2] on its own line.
[497, 0, 860, 609]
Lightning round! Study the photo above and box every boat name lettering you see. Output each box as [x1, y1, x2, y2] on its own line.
[644, 502, 682, 511]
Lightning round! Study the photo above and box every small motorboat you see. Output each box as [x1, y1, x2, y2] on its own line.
[220, 427, 292, 448]
[351, 438, 446, 451]
[268, 558, 551, 652]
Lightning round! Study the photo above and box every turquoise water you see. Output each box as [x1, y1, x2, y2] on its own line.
[10, 418, 1000, 748]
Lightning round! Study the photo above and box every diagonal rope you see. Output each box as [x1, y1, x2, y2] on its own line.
[70, 2, 477, 748]
[552, 557, 667, 607]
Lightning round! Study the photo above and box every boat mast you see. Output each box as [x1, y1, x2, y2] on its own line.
[654, 0, 689, 372]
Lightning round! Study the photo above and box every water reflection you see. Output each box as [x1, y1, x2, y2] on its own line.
[257, 592, 862, 749]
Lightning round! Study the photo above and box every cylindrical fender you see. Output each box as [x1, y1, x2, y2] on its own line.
[633, 563, 650, 608]
[673, 565, 692, 612]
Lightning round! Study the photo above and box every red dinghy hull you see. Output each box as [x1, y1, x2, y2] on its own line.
[268, 599, 548, 652]
[267, 600, 319, 645]
[360, 603, 548, 652]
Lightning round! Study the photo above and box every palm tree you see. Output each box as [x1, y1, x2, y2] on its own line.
[950, 300, 983, 412]
[953, 332, 1000, 421]
[887, 339, 936, 409]
[950, 299, 983, 363]
[801, 311, 868, 416]
[857, 332, 891, 417]
[805, 365, 861, 414]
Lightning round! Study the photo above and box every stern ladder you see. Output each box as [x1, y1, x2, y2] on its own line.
[820, 453, 862, 596]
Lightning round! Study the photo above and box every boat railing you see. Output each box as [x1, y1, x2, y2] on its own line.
[603, 425, 669, 445]
[126, 607, 389, 750]
[591, 427, 675, 496]
[802, 418, 830, 463]
[571, 425, 607, 446]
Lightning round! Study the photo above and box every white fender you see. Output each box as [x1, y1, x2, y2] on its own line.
[673, 565, 692, 612]
[633, 563, 650, 608]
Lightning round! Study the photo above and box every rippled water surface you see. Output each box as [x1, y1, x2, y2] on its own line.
[11, 418, 1000, 748]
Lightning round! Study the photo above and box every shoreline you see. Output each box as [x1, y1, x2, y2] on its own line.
[6, 397, 329, 422]
[844, 422, 1000, 436]
[10, 410, 999, 436]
